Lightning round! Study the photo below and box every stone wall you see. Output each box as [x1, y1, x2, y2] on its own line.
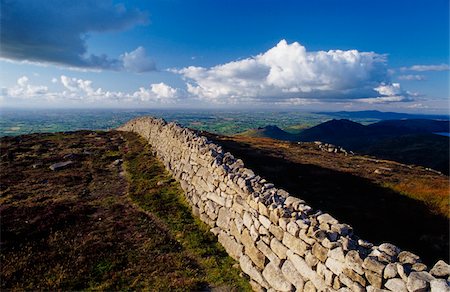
[118, 117, 449, 292]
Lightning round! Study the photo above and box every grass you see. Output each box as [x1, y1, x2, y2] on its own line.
[386, 178, 450, 218]
[0, 130, 251, 291]
[122, 132, 251, 291]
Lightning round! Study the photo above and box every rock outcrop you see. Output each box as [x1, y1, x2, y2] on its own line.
[118, 117, 450, 292]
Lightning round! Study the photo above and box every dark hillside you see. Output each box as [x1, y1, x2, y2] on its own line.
[236, 125, 297, 141]
[297, 119, 367, 143]
[297, 119, 450, 174]
[204, 132, 449, 266]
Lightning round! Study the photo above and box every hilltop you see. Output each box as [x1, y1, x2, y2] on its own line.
[236, 125, 297, 141]
[0, 131, 250, 290]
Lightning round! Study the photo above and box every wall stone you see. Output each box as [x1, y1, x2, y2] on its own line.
[118, 117, 450, 292]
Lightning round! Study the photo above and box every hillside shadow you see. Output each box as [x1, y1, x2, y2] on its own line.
[206, 134, 449, 266]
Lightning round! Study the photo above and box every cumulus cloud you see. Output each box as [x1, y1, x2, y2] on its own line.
[0, 0, 154, 72]
[174, 40, 402, 103]
[132, 83, 179, 101]
[150, 83, 178, 99]
[401, 64, 449, 72]
[3, 75, 180, 104]
[358, 83, 414, 104]
[121, 47, 156, 73]
[398, 74, 426, 81]
[7, 76, 49, 98]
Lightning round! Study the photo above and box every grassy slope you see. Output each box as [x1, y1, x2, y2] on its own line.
[0, 131, 250, 291]
[122, 132, 251, 291]
[204, 133, 449, 266]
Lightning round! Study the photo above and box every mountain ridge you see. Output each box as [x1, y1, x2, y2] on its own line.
[237, 118, 450, 174]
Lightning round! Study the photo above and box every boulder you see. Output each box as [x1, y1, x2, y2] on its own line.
[384, 263, 398, 279]
[281, 259, 304, 290]
[239, 255, 269, 288]
[262, 262, 293, 291]
[216, 208, 232, 230]
[363, 256, 386, 275]
[406, 271, 435, 292]
[378, 243, 401, 257]
[430, 279, 450, 292]
[431, 261, 450, 278]
[270, 238, 288, 260]
[218, 232, 242, 261]
[385, 278, 408, 292]
[398, 251, 421, 265]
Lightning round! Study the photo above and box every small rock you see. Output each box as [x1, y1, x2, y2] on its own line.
[112, 159, 123, 166]
[430, 279, 450, 292]
[317, 213, 338, 225]
[431, 261, 450, 278]
[378, 243, 400, 257]
[63, 153, 79, 160]
[407, 271, 435, 292]
[385, 278, 408, 292]
[384, 263, 398, 279]
[412, 263, 428, 272]
[32, 162, 43, 168]
[363, 256, 386, 275]
[398, 251, 421, 265]
[358, 239, 374, 249]
[304, 280, 317, 292]
[49, 161, 73, 171]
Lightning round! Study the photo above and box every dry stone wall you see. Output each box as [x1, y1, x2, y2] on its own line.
[118, 117, 450, 292]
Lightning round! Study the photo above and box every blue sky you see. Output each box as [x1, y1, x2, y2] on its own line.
[1, 0, 448, 113]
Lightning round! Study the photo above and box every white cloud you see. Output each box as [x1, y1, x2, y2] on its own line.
[398, 74, 426, 81]
[150, 82, 178, 99]
[121, 46, 155, 73]
[7, 75, 49, 98]
[61, 75, 94, 93]
[401, 64, 449, 72]
[132, 83, 179, 102]
[174, 40, 394, 103]
[374, 83, 402, 96]
[2, 75, 180, 105]
[358, 83, 414, 104]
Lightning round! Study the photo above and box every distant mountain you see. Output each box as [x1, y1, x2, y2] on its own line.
[298, 119, 450, 174]
[297, 119, 367, 143]
[368, 119, 450, 135]
[299, 119, 449, 143]
[317, 110, 450, 121]
[236, 125, 297, 141]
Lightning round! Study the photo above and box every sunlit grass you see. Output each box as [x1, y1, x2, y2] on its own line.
[122, 132, 251, 291]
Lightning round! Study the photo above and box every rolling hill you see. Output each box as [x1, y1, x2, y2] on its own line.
[236, 125, 297, 141]
[237, 119, 450, 174]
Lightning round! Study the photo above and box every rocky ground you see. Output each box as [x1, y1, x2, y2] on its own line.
[0, 131, 250, 291]
[203, 132, 449, 267]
